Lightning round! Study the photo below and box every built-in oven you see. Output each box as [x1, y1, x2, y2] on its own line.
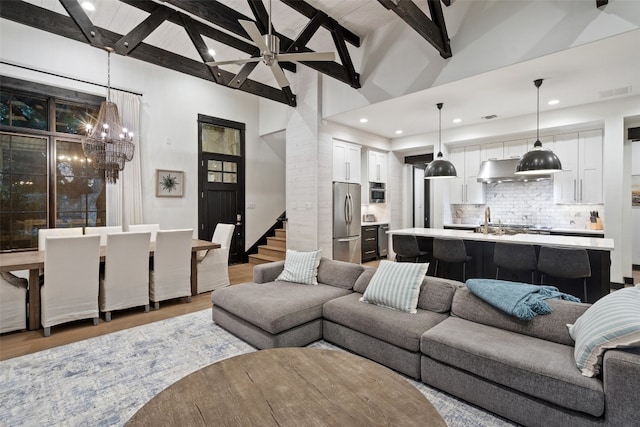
[369, 182, 386, 203]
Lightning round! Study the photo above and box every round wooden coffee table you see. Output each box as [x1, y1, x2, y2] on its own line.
[126, 347, 446, 426]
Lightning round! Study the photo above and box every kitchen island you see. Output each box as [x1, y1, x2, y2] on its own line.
[388, 228, 614, 303]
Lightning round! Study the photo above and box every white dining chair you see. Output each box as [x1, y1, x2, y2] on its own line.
[149, 229, 193, 310]
[38, 227, 83, 250]
[0, 272, 28, 333]
[84, 225, 123, 246]
[128, 224, 160, 242]
[99, 232, 151, 321]
[41, 234, 101, 337]
[197, 223, 235, 293]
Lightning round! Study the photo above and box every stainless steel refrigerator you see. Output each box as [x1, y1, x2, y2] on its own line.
[333, 182, 361, 264]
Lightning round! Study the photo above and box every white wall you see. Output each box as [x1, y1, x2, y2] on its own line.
[0, 19, 282, 250]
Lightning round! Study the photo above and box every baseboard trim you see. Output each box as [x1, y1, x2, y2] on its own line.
[611, 282, 625, 290]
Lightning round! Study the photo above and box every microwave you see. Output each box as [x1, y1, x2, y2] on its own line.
[369, 182, 386, 203]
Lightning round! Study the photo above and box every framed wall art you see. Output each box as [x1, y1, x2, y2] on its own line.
[156, 169, 184, 197]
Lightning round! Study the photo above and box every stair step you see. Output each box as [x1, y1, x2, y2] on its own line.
[275, 229, 286, 239]
[267, 236, 286, 249]
[258, 245, 286, 259]
[248, 253, 284, 265]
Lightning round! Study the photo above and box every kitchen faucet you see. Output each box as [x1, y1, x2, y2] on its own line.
[483, 206, 491, 234]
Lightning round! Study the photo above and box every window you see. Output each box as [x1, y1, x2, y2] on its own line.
[0, 77, 103, 251]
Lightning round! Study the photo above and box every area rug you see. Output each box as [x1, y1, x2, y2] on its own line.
[0, 310, 517, 427]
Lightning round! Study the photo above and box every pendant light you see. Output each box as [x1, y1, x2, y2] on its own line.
[515, 79, 562, 175]
[424, 103, 457, 179]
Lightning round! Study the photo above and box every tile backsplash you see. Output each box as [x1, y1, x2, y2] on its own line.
[447, 180, 604, 229]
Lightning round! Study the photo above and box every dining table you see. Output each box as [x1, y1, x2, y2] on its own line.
[0, 239, 220, 330]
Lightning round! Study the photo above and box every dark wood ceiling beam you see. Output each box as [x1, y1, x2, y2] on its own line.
[442, 0, 451, 7]
[328, 21, 360, 88]
[428, 0, 452, 58]
[596, 0, 608, 8]
[279, 0, 361, 47]
[377, 0, 452, 59]
[228, 56, 259, 89]
[181, 14, 225, 84]
[0, 1, 293, 106]
[166, 0, 357, 87]
[113, 4, 176, 55]
[246, 0, 271, 35]
[286, 11, 327, 53]
[58, 0, 106, 47]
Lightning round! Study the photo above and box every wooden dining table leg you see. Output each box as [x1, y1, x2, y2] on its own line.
[28, 268, 40, 330]
[190, 252, 198, 296]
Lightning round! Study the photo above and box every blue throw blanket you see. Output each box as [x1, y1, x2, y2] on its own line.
[466, 279, 581, 320]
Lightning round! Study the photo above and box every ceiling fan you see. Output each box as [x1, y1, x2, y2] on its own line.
[206, 0, 335, 88]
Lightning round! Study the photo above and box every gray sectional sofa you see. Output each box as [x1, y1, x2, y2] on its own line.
[211, 258, 640, 427]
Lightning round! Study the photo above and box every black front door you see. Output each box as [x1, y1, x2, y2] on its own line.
[198, 115, 245, 264]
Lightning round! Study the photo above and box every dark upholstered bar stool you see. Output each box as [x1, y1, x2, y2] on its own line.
[433, 239, 472, 281]
[494, 243, 537, 284]
[537, 246, 591, 302]
[392, 234, 430, 263]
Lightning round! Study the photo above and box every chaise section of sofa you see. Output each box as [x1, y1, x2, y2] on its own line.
[323, 268, 460, 379]
[211, 258, 364, 349]
[420, 286, 640, 427]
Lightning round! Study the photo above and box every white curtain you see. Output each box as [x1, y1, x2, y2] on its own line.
[106, 90, 143, 229]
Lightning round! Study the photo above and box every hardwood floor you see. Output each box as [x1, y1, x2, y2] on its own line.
[0, 264, 255, 361]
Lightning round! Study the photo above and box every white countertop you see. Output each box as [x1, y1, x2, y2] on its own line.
[443, 224, 605, 236]
[362, 222, 389, 226]
[389, 228, 614, 252]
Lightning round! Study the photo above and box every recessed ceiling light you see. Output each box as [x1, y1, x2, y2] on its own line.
[359, 118, 368, 123]
[208, 49, 216, 56]
[81, 1, 95, 11]
[548, 99, 560, 105]
[452, 118, 462, 123]
[395, 130, 403, 135]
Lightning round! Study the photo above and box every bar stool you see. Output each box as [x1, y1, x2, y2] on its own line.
[392, 234, 430, 263]
[433, 239, 472, 281]
[537, 246, 591, 302]
[494, 243, 537, 284]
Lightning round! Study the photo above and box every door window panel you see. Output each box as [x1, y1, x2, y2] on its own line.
[202, 123, 241, 156]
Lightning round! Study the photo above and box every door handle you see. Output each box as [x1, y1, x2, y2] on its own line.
[344, 195, 349, 224]
[580, 179, 583, 202]
[573, 179, 577, 201]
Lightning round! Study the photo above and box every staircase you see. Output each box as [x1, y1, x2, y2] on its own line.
[248, 226, 287, 265]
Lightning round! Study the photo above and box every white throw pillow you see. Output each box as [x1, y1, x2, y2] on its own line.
[275, 249, 322, 285]
[360, 260, 429, 314]
[569, 286, 640, 377]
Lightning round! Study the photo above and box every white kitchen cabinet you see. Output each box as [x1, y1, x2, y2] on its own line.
[553, 129, 603, 203]
[449, 145, 485, 204]
[367, 150, 387, 183]
[480, 142, 503, 161]
[333, 140, 361, 183]
[503, 139, 528, 159]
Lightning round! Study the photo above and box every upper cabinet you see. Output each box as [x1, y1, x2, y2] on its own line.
[367, 150, 387, 183]
[480, 142, 504, 162]
[333, 140, 361, 183]
[449, 145, 485, 204]
[553, 129, 603, 204]
[503, 139, 528, 159]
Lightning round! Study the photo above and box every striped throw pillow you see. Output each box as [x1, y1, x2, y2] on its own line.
[360, 260, 429, 314]
[275, 249, 322, 285]
[569, 286, 640, 377]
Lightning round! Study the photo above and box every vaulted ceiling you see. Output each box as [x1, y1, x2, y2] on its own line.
[0, 0, 457, 106]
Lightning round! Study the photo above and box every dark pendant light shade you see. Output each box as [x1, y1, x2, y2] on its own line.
[425, 103, 457, 179]
[515, 79, 562, 175]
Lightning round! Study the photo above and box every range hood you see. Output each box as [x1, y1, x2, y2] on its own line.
[477, 158, 551, 183]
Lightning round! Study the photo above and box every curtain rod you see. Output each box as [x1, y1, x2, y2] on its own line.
[0, 60, 143, 97]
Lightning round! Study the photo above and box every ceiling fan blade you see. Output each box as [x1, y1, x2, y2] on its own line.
[277, 52, 335, 62]
[206, 57, 261, 67]
[270, 62, 290, 88]
[239, 20, 270, 53]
